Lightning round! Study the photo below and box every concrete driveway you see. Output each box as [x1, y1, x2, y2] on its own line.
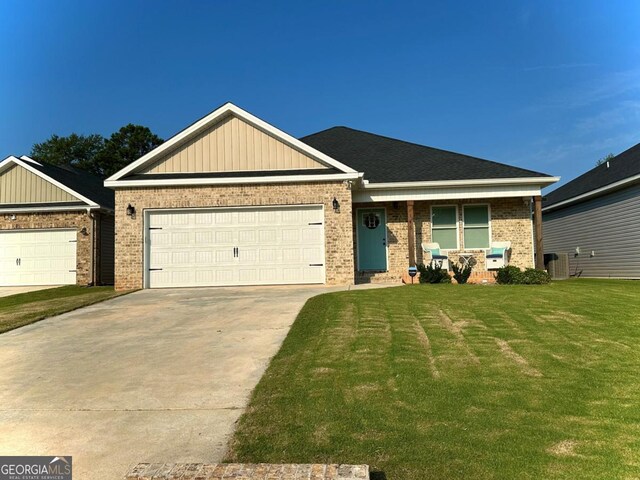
[0, 285, 345, 479]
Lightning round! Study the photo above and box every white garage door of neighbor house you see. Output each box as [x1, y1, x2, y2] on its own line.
[146, 206, 325, 288]
[0, 229, 77, 286]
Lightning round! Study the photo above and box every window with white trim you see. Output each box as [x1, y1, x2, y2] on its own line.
[431, 206, 458, 250]
[463, 205, 490, 249]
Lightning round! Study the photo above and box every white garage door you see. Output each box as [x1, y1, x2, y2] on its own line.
[0, 229, 77, 286]
[146, 205, 325, 288]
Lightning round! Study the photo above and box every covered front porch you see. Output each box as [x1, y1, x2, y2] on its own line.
[352, 195, 545, 284]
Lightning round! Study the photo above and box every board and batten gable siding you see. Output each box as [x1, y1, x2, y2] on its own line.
[0, 164, 77, 204]
[141, 115, 328, 174]
[543, 182, 640, 278]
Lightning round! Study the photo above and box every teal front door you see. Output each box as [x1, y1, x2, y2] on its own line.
[357, 208, 388, 271]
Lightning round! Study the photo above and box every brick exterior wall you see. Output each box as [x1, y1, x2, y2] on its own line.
[0, 211, 94, 285]
[354, 197, 534, 283]
[114, 182, 354, 290]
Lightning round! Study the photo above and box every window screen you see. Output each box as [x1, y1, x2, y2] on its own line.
[431, 206, 458, 249]
[463, 205, 490, 248]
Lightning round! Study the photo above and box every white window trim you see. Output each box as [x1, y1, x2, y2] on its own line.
[430, 204, 459, 251]
[355, 207, 389, 272]
[462, 203, 492, 251]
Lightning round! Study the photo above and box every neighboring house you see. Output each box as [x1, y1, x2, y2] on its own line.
[0, 155, 115, 286]
[543, 142, 640, 279]
[104, 103, 558, 290]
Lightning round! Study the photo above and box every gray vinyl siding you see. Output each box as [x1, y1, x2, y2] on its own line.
[543, 182, 640, 278]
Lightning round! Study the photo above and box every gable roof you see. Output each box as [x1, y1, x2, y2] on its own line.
[543, 142, 640, 210]
[301, 126, 554, 184]
[0, 156, 114, 210]
[105, 102, 358, 186]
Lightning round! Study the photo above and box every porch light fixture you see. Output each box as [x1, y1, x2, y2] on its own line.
[126, 204, 136, 217]
[332, 197, 340, 212]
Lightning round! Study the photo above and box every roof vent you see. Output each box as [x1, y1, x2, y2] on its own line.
[606, 161, 610, 168]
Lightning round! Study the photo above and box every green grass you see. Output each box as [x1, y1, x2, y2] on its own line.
[0, 285, 130, 333]
[227, 279, 640, 479]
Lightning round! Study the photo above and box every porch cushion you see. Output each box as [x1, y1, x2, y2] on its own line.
[427, 247, 441, 256]
[490, 247, 506, 256]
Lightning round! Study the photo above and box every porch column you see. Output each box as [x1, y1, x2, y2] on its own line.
[533, 195, 545, 270]
[407, 200, 416, 267]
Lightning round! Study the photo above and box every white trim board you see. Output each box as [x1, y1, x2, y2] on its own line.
[362, 176, 560, 189]
[0, 205, 100, 214]
[353, 184, 542, 202]
[105, 172, 360, 188]
[106, 102, 358, 184]
[0, 156, 99, 208]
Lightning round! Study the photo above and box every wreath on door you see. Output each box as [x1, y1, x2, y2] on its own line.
[363, 213, 380, 229]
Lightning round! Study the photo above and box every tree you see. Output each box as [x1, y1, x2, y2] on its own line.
[596, 153, 614, 166]
[30, 133, 105, 176]
[95, 124, 164, 178]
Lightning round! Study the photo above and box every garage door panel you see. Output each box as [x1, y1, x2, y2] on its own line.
[258, 229, 277, 243]
[238, 211, 256, 224]
[238, 230, 257, 244]
[0, 229, 76, 286]
[215, 230, 234, 243]
[195, 212, 214, 225]
[303, 247, 322, 262]
[238, 249, 257, 263]
[147, 206, 325, 288]
[215, 269, 235, 283]
[195, 231, 215, 243]
[215, 249, 235, 263]
[282, 229, 300, 243]
[282, 248, 300, 262]
[215, 212, 233, 224]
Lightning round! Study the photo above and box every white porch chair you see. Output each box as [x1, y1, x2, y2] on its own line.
[421, 242, 450, 271]
[486, 241, 511, 270]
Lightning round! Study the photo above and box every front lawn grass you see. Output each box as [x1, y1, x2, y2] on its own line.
[0, 285, 130, 333]
[227, 279, 640, 479]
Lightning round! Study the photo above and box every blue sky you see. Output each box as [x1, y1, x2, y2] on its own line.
[1, 1, 639, 190]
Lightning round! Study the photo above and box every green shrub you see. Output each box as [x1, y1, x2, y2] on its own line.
[417, 262, 451, 284]
[518, 268, 551, 284]
[495, 265, 521, 284]
[451, 262, 472, 284]
[495, 266, 550, 285]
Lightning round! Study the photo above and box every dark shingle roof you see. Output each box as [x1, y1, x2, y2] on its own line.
[543, 142, 640, 209]
[300, 126, 552, 183]
[27, 161, 114, 209]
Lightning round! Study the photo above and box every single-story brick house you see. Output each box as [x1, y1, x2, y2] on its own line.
[0, 155, 115, 286]
[543, 141, 640, 278]
[105, 103, 558, 290]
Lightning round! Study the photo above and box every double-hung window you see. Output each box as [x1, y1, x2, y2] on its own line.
[431, 206, 458, 250]
[463, 205, 490, 249]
